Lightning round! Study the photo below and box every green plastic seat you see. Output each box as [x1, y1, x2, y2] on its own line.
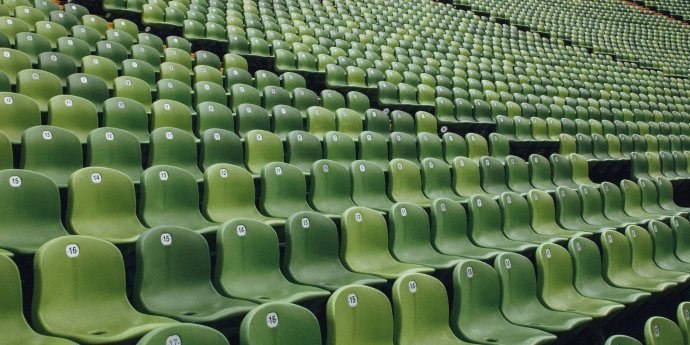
[309, 159, 357, 214]
[578, 184, 630, 228]
[429, 197, 502, 260]
[389, 202, 465, 269]
[0, 169, 71, 254]
[16, 32, 52, 65]
[286, 131, 322, 175]
[67, 73, 109, 113]
[114, 76, 153, 112]
[536, 243, 624, 318]
[549, 154, 579, 189]
[323, 131, 356, 167]
[528, 190, 590, 239]
[528, 154, 559, 192]
[244, 129, 284, 175]
[46, 95, 98, 144]
[326, 284, 394, 345]
[20, 125, 83, 188]
[240, 302, 321, 345]
[504, 155, 535, 194]
[82, 55, 118, 89]
[451, 157, 492, 198]
[284, 211, 385, 291]
[17, 69, 63, 113]
[0, 254, 78, 344]
[138, 324, 229, 345]
[215, 218, 330, 303]
[358, 131, 390, 171]
[349, 160, 395, 212]
[671, 216, 690, 263]
[199, 128, 244, 171]
[468, 195, 538, 252]
[494, 252, 592, 332]
[388, 159, 432, 208]
[0, 48, 31, 85]
[235, 104, 270, 139]
[139, 166, 218, 235]
[638, 178, 681, 217]
[340, 206, 433, 279]
[202, 163, 282, 227]
[33, 236, 177, 343]
[86, 127, 143, 183]
[271, 105, 303, 140]
[38, 52, 77, 88]
[625, 225, 690, 283]
[420, 157, 466, 202]
[450, 260, 557, 345]
[499, 192, 567, 244]
[134, 226, 256, 323]
[555, 186, 613, 234]
[568, 237, 650, 304]
[148, 127, 203, 181]
[196, 102, 234, 136]
[102, 97, 149, 143]
[620, 179, 667, 221]
[604, 335, 643, 345]
[645, 317, 684, 345]
[0, 93, 40, 144]
[479, 156, 512, 195]
[67, 167, 149, 244]
[600, 230, 676, 292]
[600, 182, 649, 224]
[647, 221, 690, 274]
[393, 273, 477, 345]
[260, 162, 333, 219]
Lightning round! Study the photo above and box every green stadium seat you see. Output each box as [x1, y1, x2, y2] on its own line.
[625, 225, 690, 283]
[450, 260, 557, 345]
[86, 127, 142, 183]
[468, 195, 537, 252]
[493, 252, 592, 332]
[148, 127, 203, 182]
[20, 125, 83, 188]
[388, 159, 433, 208]
[286, 131, 322, 174]
[102, 97, 149, 143]
[16, 69, 63, 113]
[33, 236, 177, 342]
[47, 95, 99, 143]
[133, 226, 256, 323]
[645, 317, 684, 345]
[240, 302, 322, 345]
[326, 285, 394, 345]
[0, 92, 41, 144]
[528, 190, 590, 238]
[215, 218, 330, 303]
[392, 273, 477, 345]
[283, 211, 386, 290]
[647, 221, 690, 274]
[499, 192, 567, 244]
[309, 160, 357, 214]
[244, 129, 284, 175]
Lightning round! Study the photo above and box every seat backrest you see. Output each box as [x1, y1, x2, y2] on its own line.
[151, 99, 194, 135]
[479, 156, 509, 194]
[387, 158, 426, 204]
[309, 159, 354, 214]
[323, 131, 356, 167]
[349, 160, 393, 210]
[200, 128, 243, 170]
[148, 127, 202, 181]
[388, 202, 436, 260]
[86, 127, 143, 182]
[527, 190, 558, 230]
[260, 162, 312, 218]
[389, 131, 419, 163]
[358, 131, 389, 170]
[535, 243, 579, 300]
[33, 236, 135, 329]
[66, 167, 146, 241]
[214, 218, 285, 297]
[286, 130, 322, 173]
[451, 156, 483, 197]
[645, 316, 684, 345]
[391, 273, 456, 344]
[241, 302, 321, 345]
[20, 125, 83, 187]
[202, 163, 264, 223]
[600, 230, 635, 280]
[0, 91, 41, 143]
[134, 225, 218, 310]
[465, 133, 488, 160]
[138, 324, 229, 345]
[505, 155, 533, 193]
[326, 284, 394, 345]
[102, 97, 150, 143]
[450, 260, 501, 337]
[493, 252, 539, 315]
[0, 169, 69, 254]
[139, 165, 207, 227]
[244, 129, 284, 174]
[528, 154, 556, 190]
